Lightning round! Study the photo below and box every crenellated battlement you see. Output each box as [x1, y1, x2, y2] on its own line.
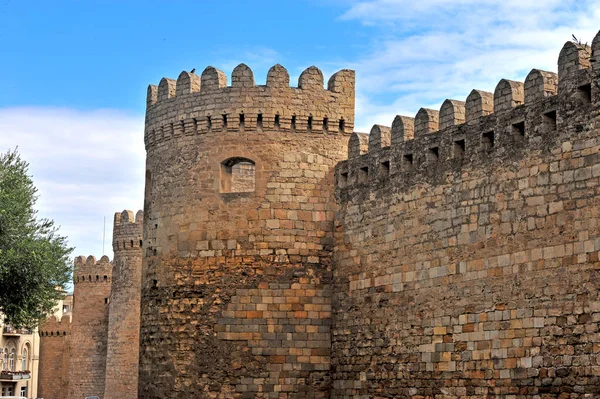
[144, 64, 355, 150]
[112, 209, 143, 252]
[39, 314, 72, 337]
[73, 255, 112, 284]
[336, 32, 600, 194]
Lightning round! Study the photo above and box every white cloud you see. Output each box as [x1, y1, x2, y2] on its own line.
[0, 107, 145, 262]
[336, 0, 600, 131]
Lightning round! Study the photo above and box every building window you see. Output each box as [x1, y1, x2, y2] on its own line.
[22, 347, 28, 371]
[21, 386, 27, 397]
[9, 348, 15, 371]
[220, 157, 256, 193]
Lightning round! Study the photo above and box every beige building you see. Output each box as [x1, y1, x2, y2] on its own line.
[0, 294, 72, 399]
[0, 320, 39, 398]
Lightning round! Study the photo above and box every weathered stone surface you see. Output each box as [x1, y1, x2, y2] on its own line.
[104, 211, 144, 399]
[66, 256, 112, 399]
[140, 64, 354, 398]
[333, 32, 600, 398]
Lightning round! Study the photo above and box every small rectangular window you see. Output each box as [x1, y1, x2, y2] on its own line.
[323, 117, 329, 132]
[577, 83, 592, 103]
[104, 298, 109, 304]
[207, 115, 212, 130]
[307, 115, 313, 132]
[403, 153, 413, 170]
[239, 113, 245, 129]
[512, 121, 525, 138]
[339, 118, 345, 133]
[482, 131, 495, 150]
[380, 160, 390, 176]
[222, 114, 228, 130]
[291, 115, 297, 131]
[543, 110, 557, 131]
[359, 166, 368, 183]
[340, 171, 348, 187]
[428, 147, 439, 162]
[453, 139, 465, 158]
[274, 114, 280, 129]
[257, 114, 263, 130]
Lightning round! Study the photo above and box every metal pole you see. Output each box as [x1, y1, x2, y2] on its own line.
[102, 216, 106, 256]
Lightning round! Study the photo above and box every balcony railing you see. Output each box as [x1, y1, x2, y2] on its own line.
[2, 326, 33, 335]
[0, 370, 31, 381]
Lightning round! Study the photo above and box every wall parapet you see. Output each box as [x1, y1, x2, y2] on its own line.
[336, 33, 600, 194]
[112, 209, 143, 252]
[144, 64, 356, 150]
[39, 314, 71, 336]
[73, 255, 112, 284]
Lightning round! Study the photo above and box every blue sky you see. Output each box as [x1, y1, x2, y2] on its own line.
[0, 0, 599, 269]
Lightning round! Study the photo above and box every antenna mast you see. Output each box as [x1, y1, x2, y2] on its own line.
[102, 216, 106, 255]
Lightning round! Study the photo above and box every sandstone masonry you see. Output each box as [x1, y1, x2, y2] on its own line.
[38, 29, 600, 399]
[38, 210, 143, 399]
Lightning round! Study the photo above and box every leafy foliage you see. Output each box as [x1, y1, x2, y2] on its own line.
[0, 149, 73, 328]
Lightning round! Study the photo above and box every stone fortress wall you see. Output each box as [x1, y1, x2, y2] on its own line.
[37, 29, 600, 399]
[38, 210, 143, 399]
[332, 34, 600, 397]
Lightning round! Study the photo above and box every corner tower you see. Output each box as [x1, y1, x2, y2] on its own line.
[104, 210, 143, 399]
[67, 255, 112, 399]
[139, 64, 354, 398]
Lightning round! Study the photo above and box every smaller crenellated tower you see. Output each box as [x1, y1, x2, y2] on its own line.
[38, 314, 72, 399]
[104, 210, 143, 399]
[67, 255, 112, 399]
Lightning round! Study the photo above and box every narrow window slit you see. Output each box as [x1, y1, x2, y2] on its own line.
[577, 84, 592, 103]
[404, 153, 413, 170]
[482, 131, 495, 150]
[257, 113, 263, 129]
[222, 114, 228, 130]
[359, 166, 369, 183]
[339, 118, 345, 133]
[453, 139, 465, 158]
[543, 110, 557, 131]
[340, 171, 348, 187]
[307, 115, 313, 132]
[380, 160, 390, 176]
[291, 115, 297, 131]
[323, 117, 329, 132]
[428, 147, 439, 162]
[274, 114, 280, 129]
[512, 121, 525, 138]
[239, 114, 245, 129]
[207, 115, 212, 130]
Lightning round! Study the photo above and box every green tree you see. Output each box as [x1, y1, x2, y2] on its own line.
[0, 149, 73, 328]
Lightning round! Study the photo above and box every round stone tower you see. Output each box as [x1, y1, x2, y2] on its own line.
[68, 255, 112, 399]
[104, 210, 143, 399]
[139, 64, 354, 398]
